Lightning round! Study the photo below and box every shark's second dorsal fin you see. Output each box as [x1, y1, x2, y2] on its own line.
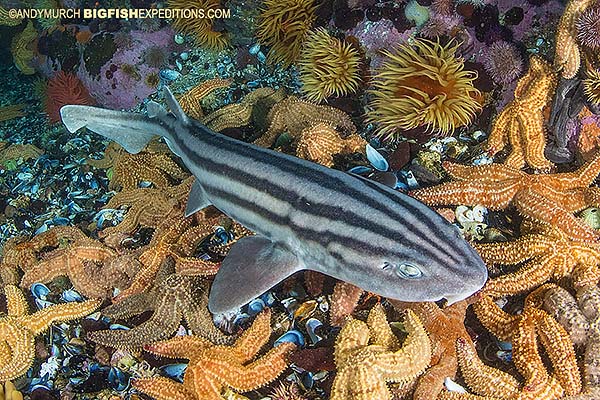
[163, 86, 190, 126]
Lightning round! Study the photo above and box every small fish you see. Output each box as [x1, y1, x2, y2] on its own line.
[60, 88, 487, 313]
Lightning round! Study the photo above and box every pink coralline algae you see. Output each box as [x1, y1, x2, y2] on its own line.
[78, 28, 177, 110]
[494, 0, 563, 43]
[349, 19, 415, 69]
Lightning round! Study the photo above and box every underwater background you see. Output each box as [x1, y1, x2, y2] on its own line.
[1, 0, 600, 399]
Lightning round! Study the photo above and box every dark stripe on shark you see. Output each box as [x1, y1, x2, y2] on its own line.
[186, 121, 443, 231]
[210, 133, 461, 259]
[202, 182, 449, 271]
[198, 164, 461, 269]
[169, 124, 461, 264]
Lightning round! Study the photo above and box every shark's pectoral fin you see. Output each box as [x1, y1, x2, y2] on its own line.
[208, 236, 303, 313]
[185, 180, 212, 217]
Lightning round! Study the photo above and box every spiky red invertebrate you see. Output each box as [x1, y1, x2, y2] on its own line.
[45, 71, 95, 124]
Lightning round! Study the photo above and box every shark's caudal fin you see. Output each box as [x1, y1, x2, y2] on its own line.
[59, 87, 186, 154]
[60, 105, 163, 154]
[208, 236, 304, 313]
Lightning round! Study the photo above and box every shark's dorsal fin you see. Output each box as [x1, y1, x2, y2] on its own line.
[208, 236, 303, 313]
[185, 180, 212, 217]
[163, 86, 190, 126]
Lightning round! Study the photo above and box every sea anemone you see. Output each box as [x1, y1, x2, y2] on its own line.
[298, 28, 362, 102]
[143, 45, 169, 68]
[367, 39, 480, 139]
[167, 0, 228, 50]
[481, 40, 524, 84]
[584, 68, 600, 106]
[576, 6, 600, 50]
[256, 0, 317, 67]
[45, 71, 95, 123]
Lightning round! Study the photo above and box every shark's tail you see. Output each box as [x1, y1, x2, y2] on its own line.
[60, 87, 188, 154]
[60, 104, 167, 154]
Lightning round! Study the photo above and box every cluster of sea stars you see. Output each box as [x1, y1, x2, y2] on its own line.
[483, 55, 556, 171]
[412, 152, 600, 244]
[542, 284, 600, 398]
[331, 303, 431, 399]
[134, 309, 295, 400]
[441, 290, 582, 399]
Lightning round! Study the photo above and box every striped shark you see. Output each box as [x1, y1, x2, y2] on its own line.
[60, 88, 487, 313]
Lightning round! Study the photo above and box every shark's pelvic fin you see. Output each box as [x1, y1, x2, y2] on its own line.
[162, 86, 190, 126]
[208, 236, 303, 313]
[185, 180, 212, 217]
[60, 105, 160, 154]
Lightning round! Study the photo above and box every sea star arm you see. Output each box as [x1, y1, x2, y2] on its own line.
[210, 342, 295, 392]
[102, 292, 154, 319]
[511, 312, 555, 396]
[20, 253, 69, 290]
[514, 189, 599, 242]
[231, 310, 272, 362]
[22, 299, 102, 335]
[172, 254, 220, 276]
[329, 364, 351, 400]
[535, 309, 582, 395]
[484, 107, 512, 157]
[0, 338, 10, 367]
[411, 180, 519, 209]
[373, 310, 431, 382]
[145, 334, 213, 360]
[571, 259, 600, 289]
[366, 303, 400, 349]
[334, 318, 371, 365]
[0, 323, 35, 381]
[520, 113, 553, 171]
[455, 337, 520, 398]
[504, 114, 527, 169]
[414, 350, 457, 400]
[484, 256, 555, 297]
[87, 307, 183, 350]
[472, 295, 518, 341]
[183, 298, 233, 345]
[442, 162, 523, 182]
[133, 376, 197, 400]
[550, 152, 600, 189]
[332, 363, 391, 400]
[330, 282, 364, 327]
[473, 234, 551, 264]
[5, 285, 28, 317]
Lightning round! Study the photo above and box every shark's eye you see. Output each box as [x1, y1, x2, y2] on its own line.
[395, 263, 423, 279]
